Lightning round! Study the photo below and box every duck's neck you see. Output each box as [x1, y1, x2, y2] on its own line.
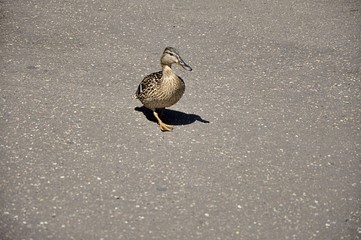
[161, 65, 176, 78]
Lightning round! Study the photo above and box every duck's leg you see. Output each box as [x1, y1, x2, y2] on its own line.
[153, 111, 173, 131]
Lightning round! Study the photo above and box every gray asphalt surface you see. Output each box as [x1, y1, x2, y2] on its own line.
[1, 0, 360, 239]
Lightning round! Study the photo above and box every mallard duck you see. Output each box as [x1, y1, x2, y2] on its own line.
[134, 47, 192, 131]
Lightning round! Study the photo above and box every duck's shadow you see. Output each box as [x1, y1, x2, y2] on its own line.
[135, 106, 210, 126]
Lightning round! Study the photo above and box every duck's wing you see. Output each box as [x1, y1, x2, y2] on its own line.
[135, 71, 163, 97]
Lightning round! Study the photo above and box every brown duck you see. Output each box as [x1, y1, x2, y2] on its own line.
[134, 47, 192, 131]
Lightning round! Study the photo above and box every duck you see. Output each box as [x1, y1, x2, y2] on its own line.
[134, 47, 192, 131]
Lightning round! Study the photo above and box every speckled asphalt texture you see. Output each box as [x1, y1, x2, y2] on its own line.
[1, 0, 360, 239]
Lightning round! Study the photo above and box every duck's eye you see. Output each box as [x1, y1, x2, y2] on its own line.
[168, 52, 175, 56]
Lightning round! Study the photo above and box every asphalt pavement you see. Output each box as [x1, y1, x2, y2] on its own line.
[1, 0, 360, 239]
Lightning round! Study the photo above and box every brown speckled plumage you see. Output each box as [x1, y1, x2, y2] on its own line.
[134, 47, 192, 131]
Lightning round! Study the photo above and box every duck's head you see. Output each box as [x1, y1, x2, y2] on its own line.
[160, 47, 192, 71]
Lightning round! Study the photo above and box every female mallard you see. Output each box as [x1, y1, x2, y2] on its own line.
[134, 47, 192, 131]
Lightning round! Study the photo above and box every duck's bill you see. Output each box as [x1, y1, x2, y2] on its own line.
[179, 58, 192, 71]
